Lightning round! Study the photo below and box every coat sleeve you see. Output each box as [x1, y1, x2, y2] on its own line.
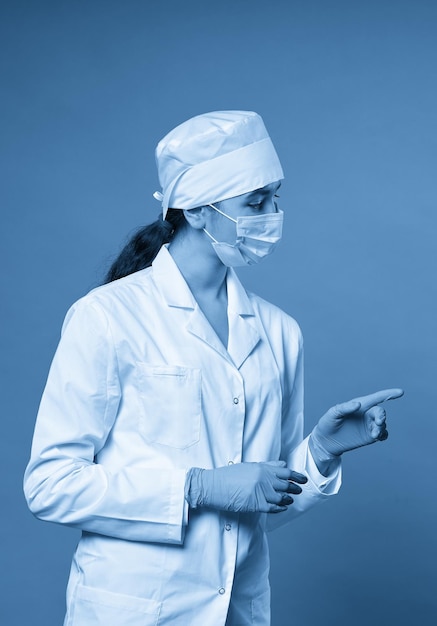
[266, 321, 342, 532]
[23, 298, 187, 544]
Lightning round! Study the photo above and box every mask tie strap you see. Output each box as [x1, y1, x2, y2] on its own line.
[203, 228, 219, 244]
[208, 203, 237, 224]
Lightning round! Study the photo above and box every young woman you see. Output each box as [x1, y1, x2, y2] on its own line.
[24, 110, 403, 626]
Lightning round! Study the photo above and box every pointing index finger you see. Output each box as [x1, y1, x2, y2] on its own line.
[351, 388, 404, 413]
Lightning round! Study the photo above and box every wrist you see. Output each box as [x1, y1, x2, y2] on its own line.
[309, 434, 341, 477]
[184, 467, 205, 508]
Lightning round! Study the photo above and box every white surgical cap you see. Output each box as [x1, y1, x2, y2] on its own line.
[153, 110, 284, 218]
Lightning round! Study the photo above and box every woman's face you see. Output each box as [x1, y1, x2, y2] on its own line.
[205, 180, 282, 245]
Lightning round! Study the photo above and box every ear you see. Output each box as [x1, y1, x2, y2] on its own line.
[182, 206, 210, 230]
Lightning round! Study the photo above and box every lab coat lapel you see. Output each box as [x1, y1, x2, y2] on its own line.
[152, 246, 230, 361]
[186, 307, 230, 361]
[226, 270, 261, 369]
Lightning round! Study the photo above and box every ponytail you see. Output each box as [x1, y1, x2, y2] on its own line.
[103, 209, 186, 284]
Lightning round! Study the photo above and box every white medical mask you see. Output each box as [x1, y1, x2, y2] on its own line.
[203, 204, 284, 267]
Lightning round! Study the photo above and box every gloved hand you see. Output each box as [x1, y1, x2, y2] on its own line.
[311, 388, 404, 459]
[185, 461, 308, 514]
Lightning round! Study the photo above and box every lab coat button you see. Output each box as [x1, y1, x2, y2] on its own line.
[233, 397, 239, 404]
[225, 523, 231, 531]
[228, 460, 234, 465]
[219, 587, 225, 595]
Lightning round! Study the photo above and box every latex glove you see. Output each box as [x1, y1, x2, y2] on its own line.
[185, 461, 308, 514]
[311, 388, 404, 459]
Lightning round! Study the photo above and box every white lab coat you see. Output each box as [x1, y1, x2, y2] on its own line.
[24, 245, 341, 626]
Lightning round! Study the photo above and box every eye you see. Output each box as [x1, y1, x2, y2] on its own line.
[248, 201, 263, 209]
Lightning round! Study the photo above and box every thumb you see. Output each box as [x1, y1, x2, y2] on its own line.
[326, 400, 361, 421]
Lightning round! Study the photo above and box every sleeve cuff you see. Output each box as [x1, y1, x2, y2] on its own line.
[304, 436, 342, 495]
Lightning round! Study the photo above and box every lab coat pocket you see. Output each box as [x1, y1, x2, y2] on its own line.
[136, 364, 201, 449]
[72, 585, 161, 626]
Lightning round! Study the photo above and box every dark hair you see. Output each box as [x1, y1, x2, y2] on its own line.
[103, 209, 186, 284]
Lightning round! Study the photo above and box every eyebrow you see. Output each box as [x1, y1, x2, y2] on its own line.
[247, 182, 282, 197]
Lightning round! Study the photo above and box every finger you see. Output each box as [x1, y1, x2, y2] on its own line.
[351, 388, 404, 413]
[370, 422, 382, 439]
[378, 429, 389, 441]
[269, 504, 289, 514]
[267, 493, 294, 512]
[324, 400, 361, 421]
[259, 498, 287, 513]
[286, 481, 303, 495]
[265, 488, 292, 506]
[369, 420, 388, 441]
[366, 406, 386, 426]
[274, 467, 308, 483]
[288, 470, 308, 484]
[273, 478, 303, 495]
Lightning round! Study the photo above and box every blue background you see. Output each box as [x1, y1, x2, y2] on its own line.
[1, 1, 436, 624]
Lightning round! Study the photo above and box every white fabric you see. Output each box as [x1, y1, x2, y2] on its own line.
[24, 245, 341, 626]
[204, 205, 284, 267]
[154, 111, 284, 217]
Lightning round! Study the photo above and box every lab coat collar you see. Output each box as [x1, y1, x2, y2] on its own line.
[151, 245, 255, 316]
[151, 245, 197, 310]
[151, 245, 260, 367]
